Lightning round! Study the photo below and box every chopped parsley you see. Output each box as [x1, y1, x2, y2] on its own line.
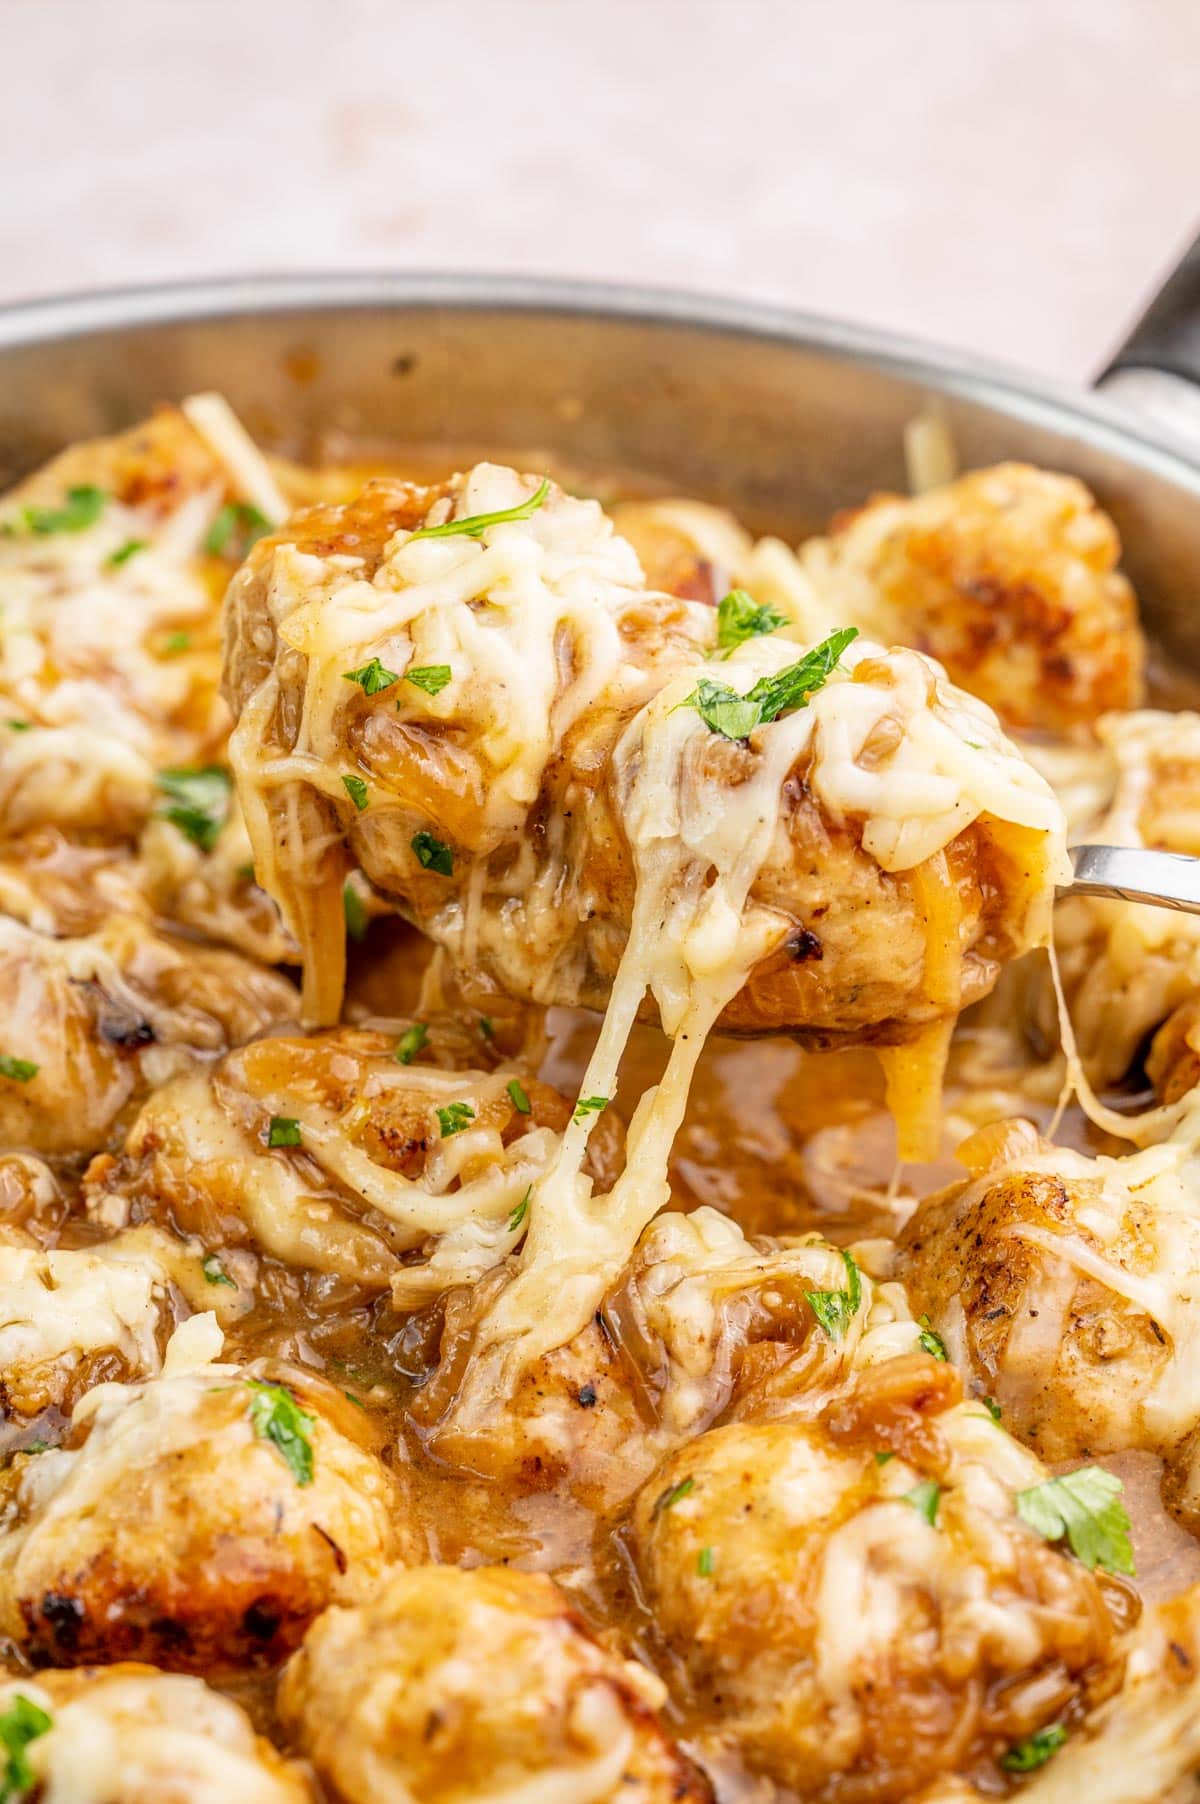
[874, 1450, 895, 1467]
[1015, 1466, 1134, 1575]
[0, 1691, 53, 1801]
[266, 1115, 302, 1149]
[205, 501, 273, 559]
[343, 657, 399, 695]
[341, 773, 369, 811]
[696, 1546, 715, 1577]
[23, 484, 106, 535]
[6, 721, 29, 732]
[1001, 1724, 1068, 1773]
[437, 1101, 476, 1138]
[654, 1476, 695, 1515]
[394, 1023, 429, 1066]
[507, 1077, 531, 1115]
[507, 1186, 532, 1233]
[902, 1479, 941, 1526]
[156, 765, 231, 853]
[713, 588, 789, 657]
[412, 831, 453, 875]
[246, 1380, 315, 1486]
[479, 1016, 495, 1042]
[407, 477, 550, 542]
[109, 537, 148, 568]
[201, 1253, 235, 1288]
[804, 1247, 862, 1341]
[676, 626, 859, 741]
[983, 1395, 1003, 1422]
[343, 878, 368, 942]
[160, 629, 192, 655]
[917, 1316, 948, 1361]
[405, 664, 452, 696]
[0, 1057, 37, 1084]
[572, 1095, 609, 1125]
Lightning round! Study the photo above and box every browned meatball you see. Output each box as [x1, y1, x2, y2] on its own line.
[278, 1564, 709, 1803]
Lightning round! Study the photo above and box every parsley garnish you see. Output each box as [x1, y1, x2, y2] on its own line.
[246, 1380, 315, 1486]
[983, 1396, 1002, 1422]
[156, 765, 231, 853]
[676, 626, 859, 741]
[0, 1057, 37, 1084]
[407, 478, 550, 542]
[343, 657, 399, 695]
[343, 879, 368, 942]
[507, 1078, 531, 1115]
[874, 1450, 895, 1467]
[479, 1016, 495, 1042]
[804, 1248, 862, 1341]
[653, 1476, 695, 1515]
[109, 538, 147, 568]
[205, 501, 273, 559]
[902, 1479, 941, 1526]
[342, 773, 368, 811]
[437, 1102, 476, 1138]
[917, 1316, 948, 1361]
[202, 1253, 235, 1288]
[412, 831, 453, 875]
[1001, 1724, 1068, 1773]
[0, 1692, 53, 1801]
[572, 1095, 609, 1125]
[23, 485, 106, 535]
[714, 588, 789, 657]
[406, 664, 452, 696]
[1015, 1466, 1134, 1575]
[267, 1116, 301, 1148]
[395, 1023, 428, 1066]
[160, 629, 192, 655]
[7, 721, 29, 732]
[696, 1546, 715, 1577]
[507, 1186, 532, 1233]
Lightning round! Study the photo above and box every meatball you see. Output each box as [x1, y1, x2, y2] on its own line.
[0, 908, 297, 1158]
[85, 1022, 616, 1294]
[277, 1564, 708, 1804]
[0, 1319, 415, 1670]
[0, 1664, 312, 1803]
[798, 463, 1144, 730]
[630, 1398, 1125, 1798]
[223, 464, 1067, 1044]
[897, 1120, 1200, 1486]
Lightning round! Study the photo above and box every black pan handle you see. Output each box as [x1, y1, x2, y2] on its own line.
[1100, 230, 1200, 387]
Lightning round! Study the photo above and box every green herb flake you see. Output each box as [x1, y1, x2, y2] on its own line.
[983, 1396, 1003, 1422]
[246, 1380, 315, 1486]
[874, 1450, 896, 1467]
[677, 626, 859, 741]
[343, 879, 368, 942]
[917, 1316, 949, 1362]
[714, 588, 789, 657]
[202, 1253, 235, 1288]
[507, 1077, 531, 1115]
[696, 1546, 716, 1577]
[156, 765, 232, 853]
[7, 721, 30, 733]
[1001, 1724, 1068, 1773]
[804, 1248, 863, 1342]
[405, 664, 453, 696]
[1015, 1466, 1134, 1575]
[437, 1101, 476, 1138]
[24, 484, 106, 535]
[342, 1389, 367, 1410]
[479, 1016, 495, 1042]
[160, 629, 192, 655]
[109, 537, 148, 568]
[902, 1480, 941, 1526]
[407, 477, 550, 543]
[205, 501, 273, 559]
[343, 657, 399, 695]
[0, 1691, 53, 1801]
[507, 1186, 532, 1233]
[654, 1476, 696, 1515]
[572, 1094, 609, 1125]
[342, 773, 369, 811]
[266, 1115, 302, 1149]
[395, 1023, 429, 1066]
[411, 830, 453, 875]
[0, 1057, 37, 1084]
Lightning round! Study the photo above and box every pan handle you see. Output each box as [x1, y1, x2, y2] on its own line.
[1095, 229, 1200, 438]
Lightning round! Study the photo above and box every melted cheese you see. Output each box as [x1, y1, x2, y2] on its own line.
[0, 1231, 177, 1392]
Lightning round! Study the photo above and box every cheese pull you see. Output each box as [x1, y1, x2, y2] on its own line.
[223, 464, 1067, 1056]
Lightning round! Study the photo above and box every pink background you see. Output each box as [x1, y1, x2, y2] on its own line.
[2, 0, 1198, 384]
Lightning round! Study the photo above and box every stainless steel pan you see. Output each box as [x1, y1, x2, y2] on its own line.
[1, 258, 1199, 670]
